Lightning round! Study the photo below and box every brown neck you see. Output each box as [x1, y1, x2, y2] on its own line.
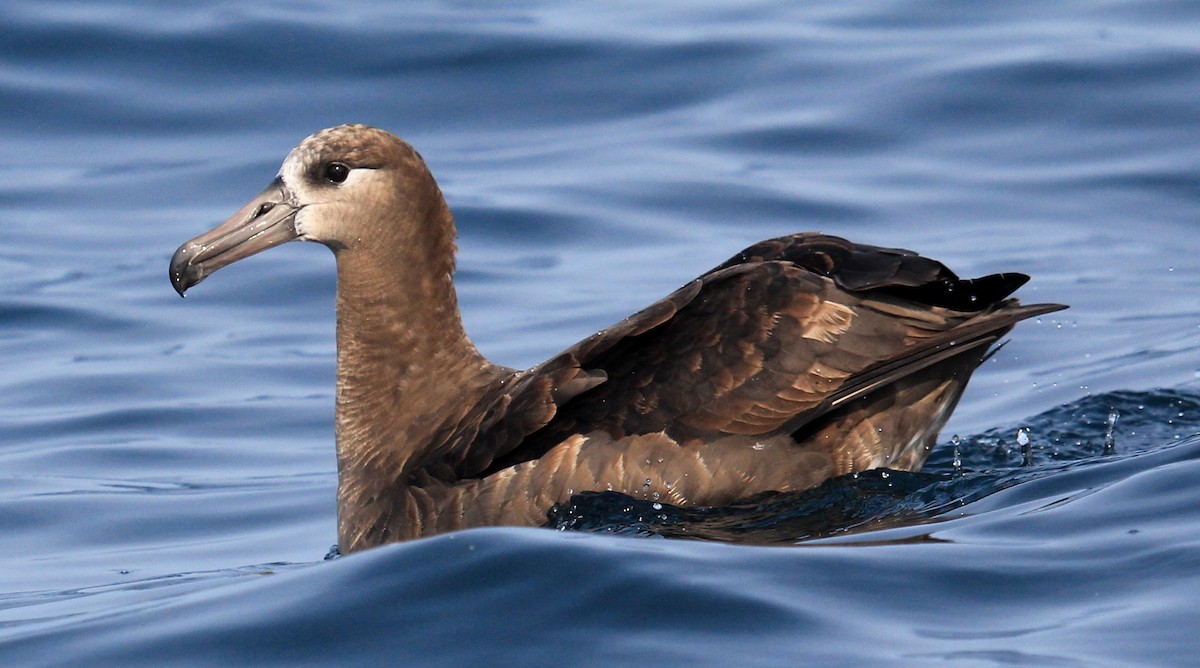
[330, 196, 500, 550]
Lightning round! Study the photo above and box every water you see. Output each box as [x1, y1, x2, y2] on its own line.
[2, 1, 1199, 665]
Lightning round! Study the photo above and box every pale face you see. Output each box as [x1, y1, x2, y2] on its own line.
[170, 124, 415, 295]
[281, 146, 384, 248]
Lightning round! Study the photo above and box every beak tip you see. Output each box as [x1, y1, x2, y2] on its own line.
[170, 178, 299, 299]
[170, 244, 199, 298]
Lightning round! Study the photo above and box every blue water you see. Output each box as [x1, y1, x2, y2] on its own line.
[3, 1, 1199, 665]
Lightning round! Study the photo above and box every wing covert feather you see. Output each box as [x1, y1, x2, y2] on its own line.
[441, 233, 1061, 479]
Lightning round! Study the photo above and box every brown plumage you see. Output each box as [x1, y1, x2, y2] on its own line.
[170, 124, 1066, 552]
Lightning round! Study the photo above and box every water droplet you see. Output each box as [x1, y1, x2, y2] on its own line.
[652, 502, 662, 511]
[951, 434, 962, 474]
[651, 491, 660, 501]
[1104, 410, 1119, 455]
[643, 477, 652, 488]
[1017, 428, 1032, 466]
[752, 443, 765, 451]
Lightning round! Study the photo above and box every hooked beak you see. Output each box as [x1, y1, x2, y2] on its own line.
[170, 177, 300, 296]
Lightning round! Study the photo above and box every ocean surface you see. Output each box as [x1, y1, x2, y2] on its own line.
[2, 1, 1199, 665]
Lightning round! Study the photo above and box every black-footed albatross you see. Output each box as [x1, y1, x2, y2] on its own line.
[170, 124, 1065, 553]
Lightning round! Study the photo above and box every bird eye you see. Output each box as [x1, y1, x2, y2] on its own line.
[323, 162, 350, 184]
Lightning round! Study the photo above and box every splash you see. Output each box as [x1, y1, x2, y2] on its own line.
[548, 389, 1200, 544]
[1103, 410, 1120, 456]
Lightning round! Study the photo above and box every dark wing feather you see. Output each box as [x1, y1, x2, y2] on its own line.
[716, 232, 1032, 309]
[435, 233, 1063, 480]
[409, 279, 704, 481]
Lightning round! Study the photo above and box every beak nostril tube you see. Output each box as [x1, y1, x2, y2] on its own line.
[169, 175, 298, 297]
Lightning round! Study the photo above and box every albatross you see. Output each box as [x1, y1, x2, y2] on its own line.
[170, 124, 1065, 553]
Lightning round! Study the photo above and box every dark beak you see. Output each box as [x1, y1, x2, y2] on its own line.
[170, 177, 300, 296]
